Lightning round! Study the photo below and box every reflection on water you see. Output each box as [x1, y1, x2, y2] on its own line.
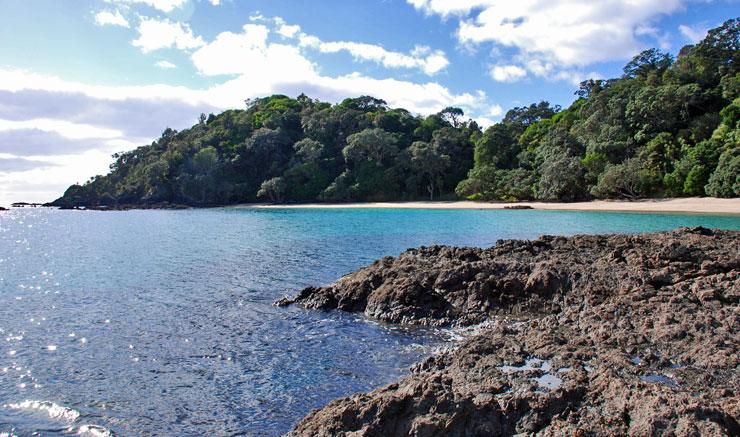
[0, 207, 737, 435]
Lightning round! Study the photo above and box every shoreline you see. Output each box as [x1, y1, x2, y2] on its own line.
[240, 197, 740, 215]
[284, 228, 740, 435]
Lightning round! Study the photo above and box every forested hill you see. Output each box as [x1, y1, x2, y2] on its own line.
[53, 19, 739, 208]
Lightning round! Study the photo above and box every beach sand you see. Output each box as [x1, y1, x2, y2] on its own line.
[243, 197, 740, 215]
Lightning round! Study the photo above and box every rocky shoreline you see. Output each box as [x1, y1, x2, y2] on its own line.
[278, 227, 739, 436]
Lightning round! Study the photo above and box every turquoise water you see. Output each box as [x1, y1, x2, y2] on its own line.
[0, 207, 738, 436]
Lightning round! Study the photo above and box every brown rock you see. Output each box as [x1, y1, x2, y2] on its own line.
[280, 228, 740, 436]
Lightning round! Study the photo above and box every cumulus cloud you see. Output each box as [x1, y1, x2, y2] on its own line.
[490, 64, 526, 82]
[0, 119, 122, 140]
[133, 17, 204, 53]
[0, 73, 217, 138]
[679, 24, 708, 43]
[189, 23, 477, 112]
[408, 0, 685, 82]
[310, 40, 449, 76]
[0, 155, 57, 172]
[274, 17, 301, 38]
[0, 130, 109, 156]
[256, 15, 450, 76]
[94, 10, 130, 28]
[155, 60, 177, 68]
[0, 149, 117, 205]
[406, 0, 490, 17]
[488, 104, 503, 117]
[0, 70, 215, 204]
[105, 0, 188, 13]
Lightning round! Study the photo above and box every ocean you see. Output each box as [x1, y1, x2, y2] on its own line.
[1, 207, 738, 436]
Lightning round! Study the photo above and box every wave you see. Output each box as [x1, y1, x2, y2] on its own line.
[3, 400, 80, 423]
[2, 400, 113, 436]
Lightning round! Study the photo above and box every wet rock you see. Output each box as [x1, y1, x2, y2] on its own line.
[283, 228, 740, 436]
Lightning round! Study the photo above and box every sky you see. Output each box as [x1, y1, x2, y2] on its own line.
[0, 0, 737, 205]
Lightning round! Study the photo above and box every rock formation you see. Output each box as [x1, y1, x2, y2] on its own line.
[279, 227, 739, 436]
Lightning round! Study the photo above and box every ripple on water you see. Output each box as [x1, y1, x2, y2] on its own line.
[3, 400, 80, 423]
[1, 400, 113, 437]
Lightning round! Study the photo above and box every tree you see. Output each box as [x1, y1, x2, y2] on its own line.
[409, 141, 450, 200]
[591, 158, 648, 199]
[191, 146, 219, 174]
[503, 101, 560, 134]
[431, 127, 474, 189]
[626, 84, 697, 143]
[257, 177, 287, 203]
[575, 79, 612, 99]
[473, 124, 517, 169]
[438, 107, 464, 127]
[343, 128, 399, 167]
[536, 150, 587, 201]
[623, 48, 673, 79]
[705, 147, 740, 197]
[339, 96, 387, 112]
[293, 138, 325, 163]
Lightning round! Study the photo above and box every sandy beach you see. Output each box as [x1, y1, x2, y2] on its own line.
[244, 197, 740, 215]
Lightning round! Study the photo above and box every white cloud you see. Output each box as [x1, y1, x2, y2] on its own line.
[133, 17, 205, 53]
[182, 15, 449, 76]
[190, 24, 314, 80]
[274, 17, 301, 38]
[306, 40, 450, 75]
[94, 10, 130, 28]
[409, 0, 685, 82]
[472, 103, 504, 127]
[679, 24, 708, 43]
[0, 119, 123, 140]
[209, 0, 221, 5]
[490, 64, 526, 82]
[105, 0, 188, 13]
[189, 23, 475, 111]
[0, 149, 120, 206]
[155, 60, 177, 68]
[258, 15, 450, 76]
[407, 0, 490, 17]
[0, 68, 210, 106]
[277, 24, 301, 38]
[488, 104, 503, 117]
[0, 68, 215, 204]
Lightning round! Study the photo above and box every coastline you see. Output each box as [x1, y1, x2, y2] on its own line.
[240, 197, 740, 215]
[284, 228, 740, 435]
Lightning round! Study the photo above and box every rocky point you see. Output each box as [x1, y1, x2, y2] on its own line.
[278, 227, 739, 436]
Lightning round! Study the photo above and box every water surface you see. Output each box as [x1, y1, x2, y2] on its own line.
[1, 207, 738, 436]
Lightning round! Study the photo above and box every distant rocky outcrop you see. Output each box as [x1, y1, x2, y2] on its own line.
[279, 227, 739, 436]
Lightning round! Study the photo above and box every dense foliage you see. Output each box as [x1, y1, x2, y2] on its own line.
[457, 19, 739, 201]
[54, 19, 738, 207]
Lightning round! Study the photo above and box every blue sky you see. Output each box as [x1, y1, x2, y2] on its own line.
[0, 0, 737, 204]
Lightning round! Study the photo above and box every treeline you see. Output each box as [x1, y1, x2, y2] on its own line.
[53, 19, 738, 208]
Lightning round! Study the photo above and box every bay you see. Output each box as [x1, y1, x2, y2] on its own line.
[1, 208, 738, 436]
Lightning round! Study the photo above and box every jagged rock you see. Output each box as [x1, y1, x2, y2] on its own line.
[281, 227, 740, 436]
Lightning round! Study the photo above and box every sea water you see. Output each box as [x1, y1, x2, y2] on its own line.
[1, 207, 738, 435]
